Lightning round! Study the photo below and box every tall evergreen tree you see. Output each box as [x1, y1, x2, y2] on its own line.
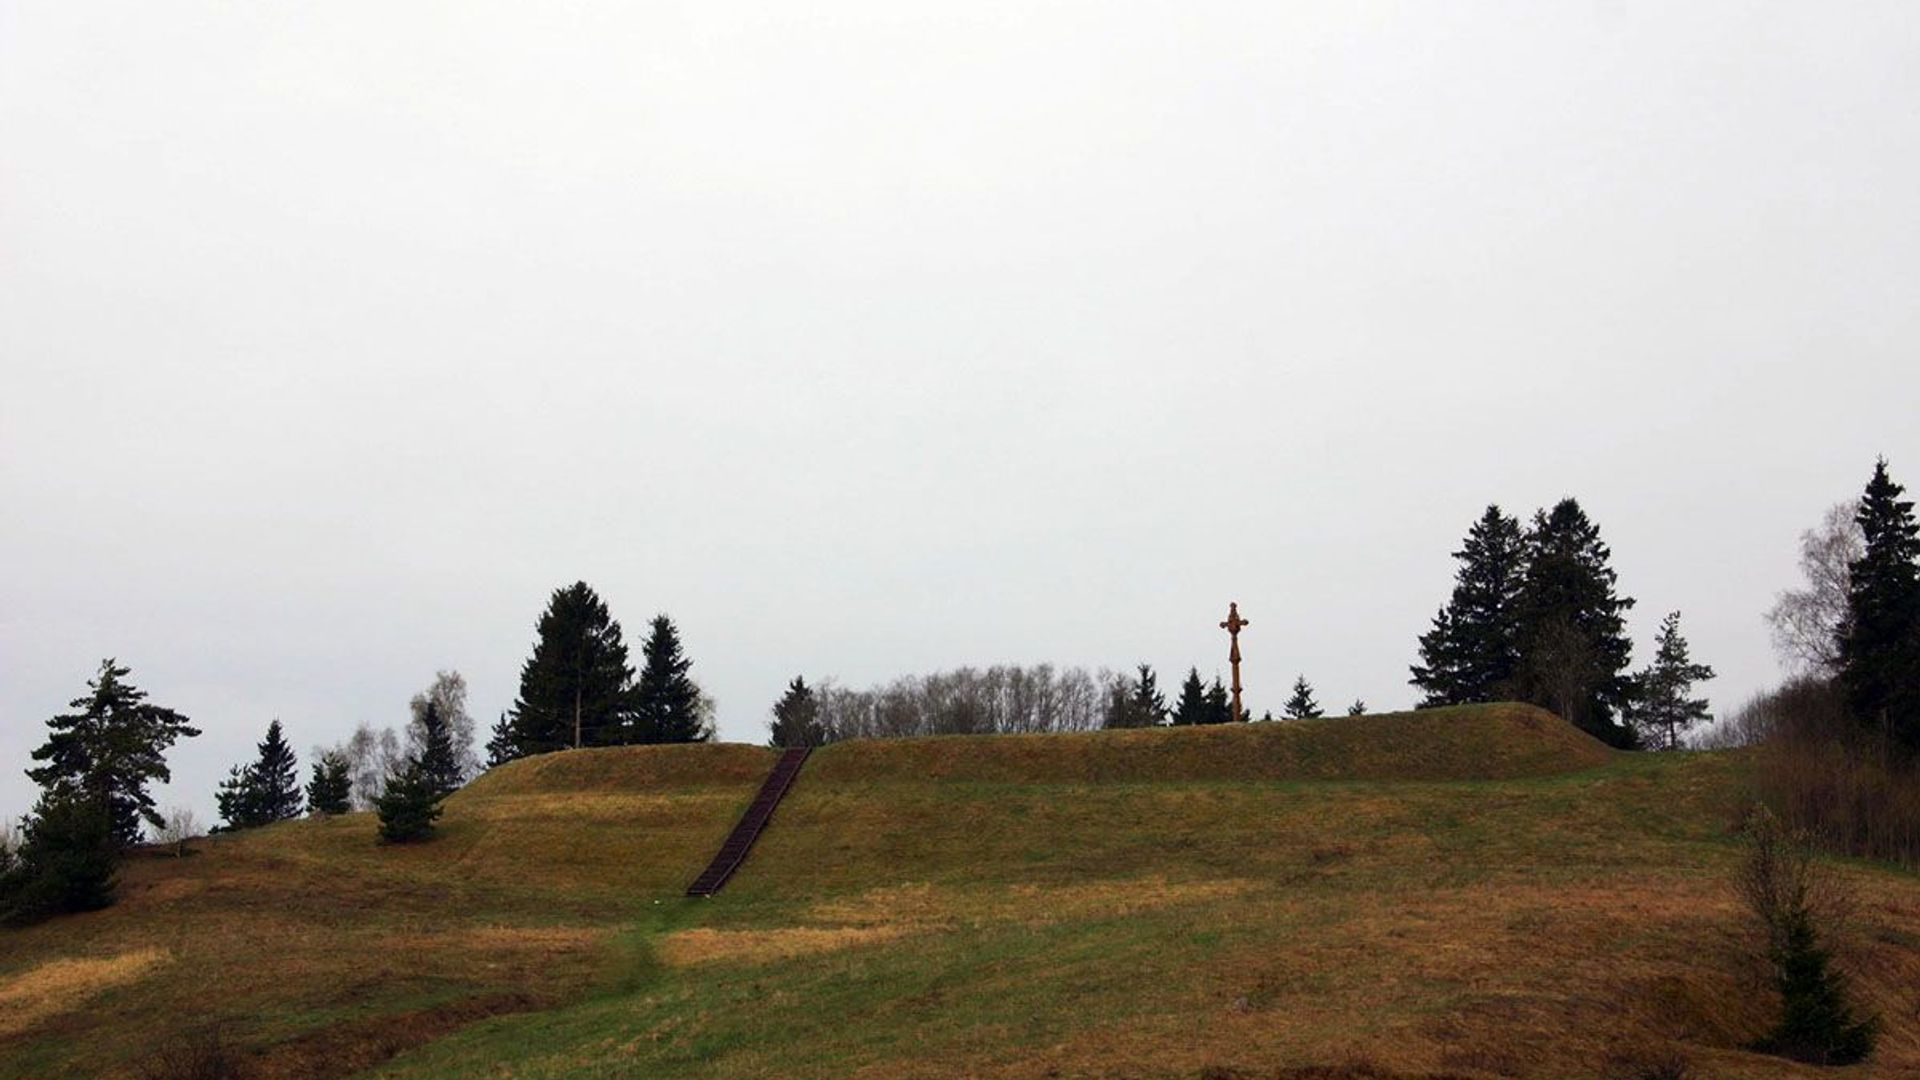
[1411, 506, 1528, 707]
[1170, 668, 1210, 726]
[305, 751, 353, 816]
[1511, 499, 1639, 748]
[1839, 459, 1920, 751]
[26, 659, 199, 846]
[1284, 676, 1323, 720]
[1203, 676, 1233, 724]
[217, 720, 302, 830]
[416, 701, 462, 798]
[508, 582, 636, 754]
[1631, 611, 1715, 750]
[633, 615, 707, 743]
[768, 676, 826, 747]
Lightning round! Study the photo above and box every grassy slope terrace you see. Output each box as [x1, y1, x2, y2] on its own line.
[5, 705, 1920, 1079]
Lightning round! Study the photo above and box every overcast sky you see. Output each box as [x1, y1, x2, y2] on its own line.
[4, 1, 1917, 827]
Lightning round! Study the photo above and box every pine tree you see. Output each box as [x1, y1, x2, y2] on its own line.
[1203, 676, 1233, 724]
[416, 701, 462, 798]
[26, 659, 200, 847]
[1170, 668, 1210, 726]
[1511, 499, 1639, 748]
[373, 759, 443, 843]
[507, 582, 636, 754]
[1411, 506, 1528, 707]
[485, 713, 517, 768]
[1347, 699, 1368, 716]
[305, 752, 353, 816]
[633, 615, 707, 743]
[1284, 676, 1323, 720]
[769, 676, 825, 747]
[217, 720, 302, 830]
[0, 789, 117, 926]
[1839, 459, 1920, 751]
[1103, 665, 1166, 728]
[1632, 611, 1716, 750]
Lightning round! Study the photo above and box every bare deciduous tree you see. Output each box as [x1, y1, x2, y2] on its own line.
[1766, 501, 1863, 676]
[409, 670, 479, 781]
[807, 665, 1113, 742]
[330, 722, 404, 811]
[154, 806, 200, 857]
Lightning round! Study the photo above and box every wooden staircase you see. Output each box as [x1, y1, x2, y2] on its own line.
[685, 746, 812, 897]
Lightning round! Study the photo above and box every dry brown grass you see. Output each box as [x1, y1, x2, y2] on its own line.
[806, 703, 1612, 786]
[0, 947, 170, 1039]
[665, 876, 1264, 966]
[14, 711, 1920, 1080]
[660, 925, 914, 965]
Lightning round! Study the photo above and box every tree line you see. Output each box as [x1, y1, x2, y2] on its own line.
[1409, 497, 1713, 749]
[764, 663, 1357, 747]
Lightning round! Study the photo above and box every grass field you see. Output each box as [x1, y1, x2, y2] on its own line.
[5, 704, 1919, 1079]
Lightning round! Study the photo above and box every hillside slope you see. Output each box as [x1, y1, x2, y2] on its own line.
[5, 707, 1919, 1080]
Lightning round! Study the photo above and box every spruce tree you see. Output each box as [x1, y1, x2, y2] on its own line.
[1284, 676, 1323, 720]
[26, 659, 199, 846]
[1103, 665, 1167, 728]
[1839, 459, 1920, 751]
[416, 701, 462, 798]
[508, 582, 636, 754]
[373, 759, 443, 843]
[769, 676, 825, 747]
[215, 765, 259, 830]
[1511, 499, 1639, 748]
[306, 751, 353, 816]
[254, 720, 302, 820]
[0, 789, 117, 926]
[1347, 699, 1368, 716]
[1203, 676, 1233, 724]
[1170, 668, 1210, 726]
[633, 615, 707, 743]
[1765, 908, 1879, 1065]
[217, 720, 302, 829]
[1632, 611, 1716, 750]
[1411, 506, 1528, 707]
[1132, 665, 1167, 726]
[484, 712, 517, 768]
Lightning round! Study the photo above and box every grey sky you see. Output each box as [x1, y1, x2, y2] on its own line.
[4, 2, 1917, 825]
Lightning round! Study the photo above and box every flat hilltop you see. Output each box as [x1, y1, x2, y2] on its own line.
[5, 705, 1919, 1079]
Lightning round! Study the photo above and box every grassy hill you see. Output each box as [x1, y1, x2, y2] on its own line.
[5, 705, 1920, 1079]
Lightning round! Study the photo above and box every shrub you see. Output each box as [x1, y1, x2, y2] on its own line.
[1748, 678, 1920, 866]
[136, 1025, 238, 1080]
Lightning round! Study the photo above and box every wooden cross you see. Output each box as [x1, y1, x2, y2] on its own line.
[1220, 602, 1250, 723]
